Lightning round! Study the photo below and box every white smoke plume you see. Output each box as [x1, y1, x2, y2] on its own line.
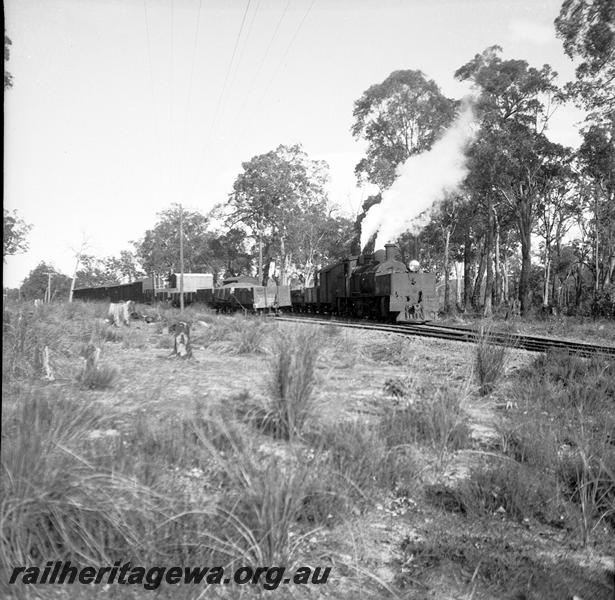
[360, 99, 477, 251]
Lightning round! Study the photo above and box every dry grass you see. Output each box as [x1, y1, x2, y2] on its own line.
[0, 390, 161, 566]
[255, 327, 322, 440]
[474, 325, 509, 395]
[79, 362, 119, 389]
[2, 301, 612, 599]
[379, 387, 472, 467]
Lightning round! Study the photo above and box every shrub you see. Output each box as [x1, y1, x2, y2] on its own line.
[474, 325, 508, 395]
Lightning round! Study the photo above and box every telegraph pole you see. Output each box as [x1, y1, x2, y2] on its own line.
[179, 204, 185, 313]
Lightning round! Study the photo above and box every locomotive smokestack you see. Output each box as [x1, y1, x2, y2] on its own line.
[385, 243, 397, 262]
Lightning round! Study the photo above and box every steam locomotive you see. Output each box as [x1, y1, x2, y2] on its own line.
[72, 245, 437, 322]
[291, 244, 437, 322]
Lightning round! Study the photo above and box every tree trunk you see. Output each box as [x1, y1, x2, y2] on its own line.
[472, 240, 487, 310]
[501, 256, 509, 304]
[604, 255, 615, 288]
[483, 198, 494, 317]
[494, 209, 501, 306]
[443, 227, 451, 313]
[543, 256, 551, 307]
[518, 200, 532, 315]
[594, 185, 600, 293]
[463, 227, 472, 310]
[279, 232, 287, 286]
[69, 254, 81, 303]
[455, 262, 463, 308]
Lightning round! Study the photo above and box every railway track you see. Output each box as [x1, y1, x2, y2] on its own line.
[276, 314, 615, 358]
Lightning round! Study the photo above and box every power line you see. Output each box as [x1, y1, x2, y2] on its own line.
[180, 0, 204, 190]
[170, 0, 175, 194]
[207, 0, 252, 141]
[230, 0, 291, 155]
[143, 0, 165, 202]
[233, 0, 316, 154]
[224, 0, 261, 114]
[185, 0, 252, 206]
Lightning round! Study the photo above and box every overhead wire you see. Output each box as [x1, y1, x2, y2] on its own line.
[227, 0, 261, 96]
[180, 0, 204, 198]
[207, 0, 252, 141]
[232, 0, 316, 154]
[184, 0, 252, 206]
[229, 0, 291, 156]
[169, 0, 175, 196]
[143, 0, 165, 203]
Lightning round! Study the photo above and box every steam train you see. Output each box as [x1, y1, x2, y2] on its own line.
[292, 243, 437, 322]
[72, 245, 437, 322]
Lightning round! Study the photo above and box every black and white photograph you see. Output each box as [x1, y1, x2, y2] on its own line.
[3, 0, 614, 598]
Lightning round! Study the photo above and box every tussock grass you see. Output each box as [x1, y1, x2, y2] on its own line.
[327, 329, 359, 369]
[379, 387, 471, 466]
[180, 415, 321, 568]
[195, 314, 265, 349]
[234, 320, 268, 354]
[302, 419, 420, 524]
[365, 336, 410, 365]
[474, 325, 509, 395]
[396, 526, 614, 600]
[383, 376, 410, 398]
[461, 462, 563, 524]
[255, 327, 321, 440]
[79, 362, 119, 390]
[0, 391, 161, 566]
[496, 350, 615, 545]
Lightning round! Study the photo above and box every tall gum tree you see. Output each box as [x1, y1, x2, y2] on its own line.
[352, 70, 456, 190]
[4, 209, 33, 261]
[556, 0, 615, 300]
[227, 144, 330, 285]
[134, 205, 216, 278]
[456, 46, 561, 314]
[555, 0, 614, 121]
[351, 70, 456, 252]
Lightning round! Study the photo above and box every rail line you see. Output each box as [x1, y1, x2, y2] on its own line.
[276, 314, 615, 358]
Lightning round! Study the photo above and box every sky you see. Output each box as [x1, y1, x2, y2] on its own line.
[4, 0, 585, 288]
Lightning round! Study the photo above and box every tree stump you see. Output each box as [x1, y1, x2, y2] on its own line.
[108, 301, 134, 326]
[82, 343, 101, 378]
[34, 345, 54, 381]
[170, 321, 192, 358]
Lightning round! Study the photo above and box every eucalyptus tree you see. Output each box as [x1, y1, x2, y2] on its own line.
[577, 125, 615, 290]
[351, 70, 456, 190]
[227, 144, 330, 285]
[555, 0, 614, 121]
[135, 205, 215, 276]
[3, 209, 32, 261]
[455, 46, 561, 314]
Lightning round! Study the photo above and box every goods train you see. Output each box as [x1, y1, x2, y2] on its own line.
[72, 273, 291, 313]
[72, 244, 437, 322]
